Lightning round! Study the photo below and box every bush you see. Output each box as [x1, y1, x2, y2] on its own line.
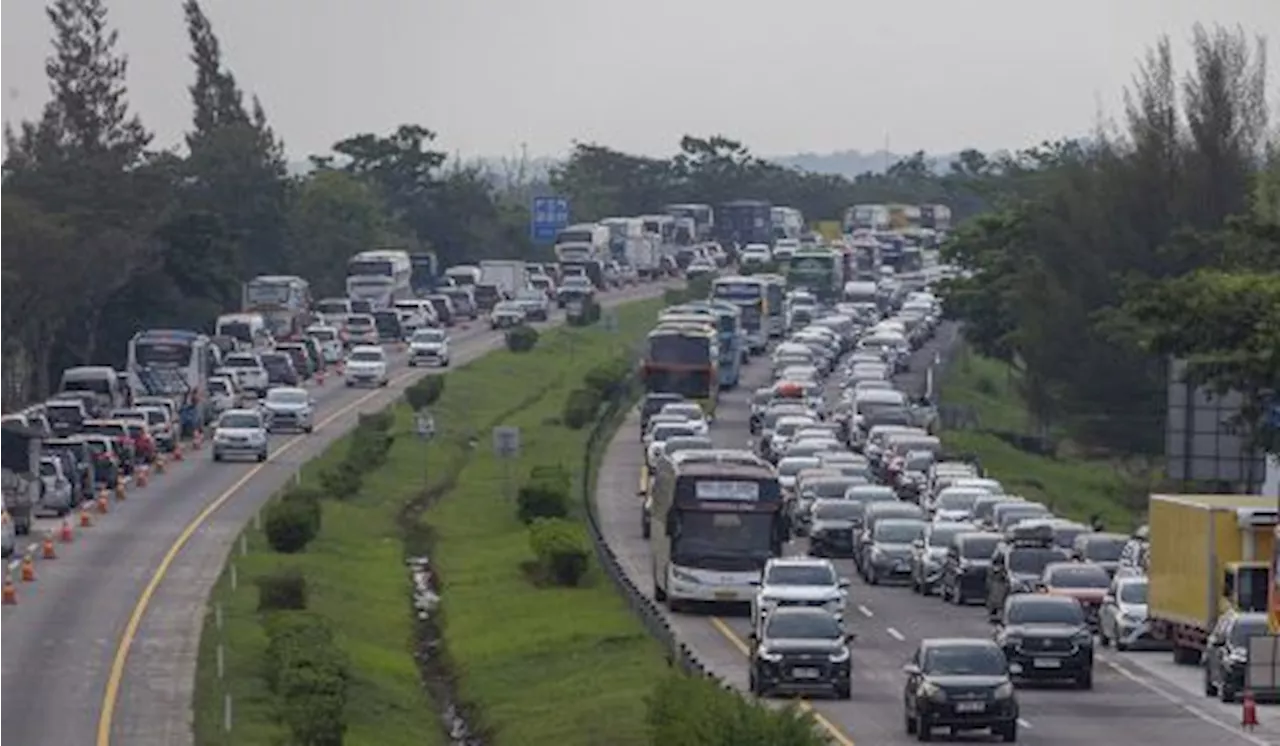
[645, 673, 828, 746]
[528, 517, 590, 586]
[264, 498, 320, 554]
[319, 461, 362, 499]
[356, 410, 394, 433]
[281, 485, 323, 530]
[264, 612, 350, 746]
[505, 324, 540, 352]
[404, 375, 445, 410]
[257, 567, 308, 611]
[562, 387, 602, 430]
[348, 426, 394, 471]
[583, 355, 633, 399]
[516, 471, 571, 524]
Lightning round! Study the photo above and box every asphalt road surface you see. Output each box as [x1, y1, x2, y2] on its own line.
[1, 281, 675, 746]
[595, 323, 1277, 745]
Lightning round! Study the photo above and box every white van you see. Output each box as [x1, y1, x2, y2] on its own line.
[392, 299, 437, 332]
[215, 313, 273, 350]
[58, 366, 125, 414]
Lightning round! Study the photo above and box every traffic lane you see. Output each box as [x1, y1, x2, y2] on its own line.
[105, 283, 676, 746]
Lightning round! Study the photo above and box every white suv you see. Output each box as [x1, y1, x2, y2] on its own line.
[212, 409, 269, 462]
[222, 352, 269, 397]
[344, 345, 388, 387]
[750, 557, 848, 629]
[407, 329, 450, 367]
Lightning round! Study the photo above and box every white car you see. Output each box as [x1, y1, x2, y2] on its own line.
[222, 352, 270, 396]
[38, 456, 75, 516]
[739, 245, 772, 265]
[208, 374, 241, 416]
[211, 408, 269, 462]
[344, 345, 388, 387]
[136, 405, 176, 451]
[305, 324, 345, 364]
[645, 423, 698, 467]
[751, 557, 848, 628]
[657, 402, 710, 436]
[261, 387, 315, 433]
[407, 328, 450, 367]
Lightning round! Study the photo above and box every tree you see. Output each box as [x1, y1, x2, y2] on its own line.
[286, 169, 405, 295]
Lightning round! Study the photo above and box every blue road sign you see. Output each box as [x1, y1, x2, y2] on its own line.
[531, 196, 570, 244]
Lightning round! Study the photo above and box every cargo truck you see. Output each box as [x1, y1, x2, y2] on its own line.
[1147, 493, 1278, 665]
[478, 260, 528, 300]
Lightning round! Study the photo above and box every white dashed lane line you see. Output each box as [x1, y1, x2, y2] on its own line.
[886, 626, 905, 641]
[857, 604, 874, 618]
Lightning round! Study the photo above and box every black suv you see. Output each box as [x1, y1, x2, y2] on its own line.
[1204, 610, 1270, 702]
[985, 525, 1070, 620]
[748, 607, 854, 699]
[995, 594, 1094, 689]
[903, 638, 1019, 742]
[938, 531, 1003, 605]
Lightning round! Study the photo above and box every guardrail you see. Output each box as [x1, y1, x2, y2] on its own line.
[578, 378, 736, 691]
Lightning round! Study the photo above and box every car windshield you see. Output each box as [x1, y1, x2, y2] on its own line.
[1119, 582, 1148, 604]
[904, 453, 934, 471]
[1007, 599, 1084, 625]
[219, 413, 261, 430]
[927, 526, 967, 548]
[1084, 538, 1126, 561]
[209, 380, 230, 395]
[45, 404, 82, 422]
[874, 521, 925, 543]
[1230, 617, 1270, 646]
[413, 330, 445, 343]
[40, 461, 58, 477]
[652, 426, 694, 443]
[923, 645, 1007, 676]
[225, 356, 258, 368]
[143, 410, 165, 424]
[936, 492, 982, 510]
[309, 328, 337, 341]
[664, 438, 712, 456]
[347, 317, 373, 328]
[765, 612, 842, 640]
[267, 390, 308, 405]
[961, 537, 1001, 559]
[1047, 566, 1110, 588]
[766, 564, 836, 586]
[778, 459, 819, 477]
[350, 350, 383, 363]
[814, 501, 861, 520]
[1008, 547, 1067, 574]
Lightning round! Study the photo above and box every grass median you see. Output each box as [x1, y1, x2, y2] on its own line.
[193, 297, 670, 746]
[938, 348, 1149, 530]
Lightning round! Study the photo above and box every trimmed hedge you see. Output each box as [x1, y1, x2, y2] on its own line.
[562, 388, 602, 430]
[404, 375, 445, 410]
[583, 355, 633, 399]
[528, 517, 590, 586]
[646, 673, 829, 746]
[505, 325, 539, 352]
[265, 498, 320, 554]
[257, 567, 308, 611]
[516, 465, 572, 524]
[265, 612, 350, 746]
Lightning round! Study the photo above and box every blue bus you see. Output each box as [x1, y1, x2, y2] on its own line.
[127, 329, 221, 435]
[710, 276, 769, 354]
[684, 301, 744, 389]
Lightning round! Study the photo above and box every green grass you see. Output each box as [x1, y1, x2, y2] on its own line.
[193, 298, 670, 746]
[938, 348, 1148, 530]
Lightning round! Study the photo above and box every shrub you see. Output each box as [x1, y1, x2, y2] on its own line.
[356, 410, 394, 433]
[264, 612, 350, 746]
[505, 325, 539, 352]
[562, 387, 602, 430]
[348, 426, 394, 471]
[645, 673, 828, 746]
[264, 498, 320, 553]
[319, 461, 363, 499]
[583, 355, 633, 399]
[264, 612, 341, 690]
[528, 517, 591, 586]
[516, 475, 570, 524]
[404, 375, 444, 410]
[281, 485, 323, 530]
[257, 567, 308, 611]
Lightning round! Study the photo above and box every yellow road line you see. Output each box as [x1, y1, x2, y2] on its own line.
[708, 616, 856, 746]
[95, 364, 426, 746]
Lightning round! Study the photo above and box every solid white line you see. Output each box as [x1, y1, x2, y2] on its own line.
[1102, 658, 1271, 746]
[857, 604, 874, 618]
[1017, 718, 1032, 729]
[886, 626, 905, 641]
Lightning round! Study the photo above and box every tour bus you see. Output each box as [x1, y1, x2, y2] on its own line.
[650, 450, 786, 609]
[126, 329, 220, 435]
[756, 274, 787, 339]
[710, 276, 768, 354]
[786, 248, 844, 302]
[663, 203, 714, 242]
[641, 326, 719, 402]
[346, 249, 413, 309]
[242, 275, 312, 340]
[672, 302, 743, 389]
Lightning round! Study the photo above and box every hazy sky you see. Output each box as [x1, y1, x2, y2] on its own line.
[2, 1, 1277, 160]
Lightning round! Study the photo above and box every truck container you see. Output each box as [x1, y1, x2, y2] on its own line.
[625, 236, 661, 279]
[1147, 493, 1278, 664]
[478, 260, 528, 300]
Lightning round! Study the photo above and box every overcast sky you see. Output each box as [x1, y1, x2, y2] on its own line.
[2, 0, 1277, 160]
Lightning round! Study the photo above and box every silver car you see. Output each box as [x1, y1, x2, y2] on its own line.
[261, 387, 314, 434]
[1099, 575, 1154, 651]
[212, 409, 269, 462]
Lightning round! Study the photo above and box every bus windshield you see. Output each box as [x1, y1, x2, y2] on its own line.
[348, 259, 394, 276]
[649, 335, 709, 366]
[133, 340, 193, 367]
[245, 282, 293, 306]
[672, 511, 774, 571]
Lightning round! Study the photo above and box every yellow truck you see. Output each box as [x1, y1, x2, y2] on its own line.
[1148, 494, 1278, 665]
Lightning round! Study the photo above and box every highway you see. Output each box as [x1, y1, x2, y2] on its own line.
[594, 323, 1277, 745]
[0, 282, 673, 746]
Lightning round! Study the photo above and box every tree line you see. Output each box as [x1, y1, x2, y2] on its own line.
[940, 24, 1279, 458]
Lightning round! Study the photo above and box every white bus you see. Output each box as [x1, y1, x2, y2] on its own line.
[346, 250, 413, 309]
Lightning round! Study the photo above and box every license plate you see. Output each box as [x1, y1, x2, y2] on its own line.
[714, 591, 736, 600]
[895, 562, 910, 571]
[792, 668, 820, 679]
[955, 701, 985, 713]
[1033, 658, 1062, 669]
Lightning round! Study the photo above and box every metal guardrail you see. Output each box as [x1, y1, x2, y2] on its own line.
[579, 378, 736, 691]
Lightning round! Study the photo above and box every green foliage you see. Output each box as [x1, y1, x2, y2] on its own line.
[404, 375, 445, 410]
[256, 567, 309, 611]
[516, 468, 571, 524]
[645, 673, 828, 746]
[319, 462, 363, 500]
[528, 517, 590, 586]
[264, 498, 320, 554]
[505, 324, 540, 352]
[584, 355, 634, 399]
[264, 612, 350, 746]
[562, 388, 602, 430]
[281, 485, 324, 530]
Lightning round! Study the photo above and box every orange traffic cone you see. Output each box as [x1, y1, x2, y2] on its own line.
[1243, 689, 1259, 731]
[2, 577, 16, 605]
[136, 464, 149, 488]
[96, 491, 109, 514]
[59, 519, 74, 543]
[191, 430, 203, 451]
[79, 507, 93, 528]
[115, 476, 127, 501]
[315, 368, 325, 386]
[41, 534, 56, 560]
[172, 441, 184, 461]
[20, 555, 35, 582]
[154, 455, 166, 475]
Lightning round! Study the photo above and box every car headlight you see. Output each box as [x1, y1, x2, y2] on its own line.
[1073, 629, 1094, 644]
[993, 681, 1014, 699]
[871, 547, 885, 561]
[824, 598, 844, 613]
[671, 568, 699, 584]
[758, 648, 783, 663]
[921, 681, 946, 701]
[1122, 611, 1145, 624]
[829, 647, 850, 663]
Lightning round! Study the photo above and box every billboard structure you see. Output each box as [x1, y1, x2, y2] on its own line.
[1165, 358, 1268, 492]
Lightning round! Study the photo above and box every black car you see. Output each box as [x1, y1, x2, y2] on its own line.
[903, 638, 1019, 742]
[807, 499, 862, 558]
[986, 524, 1070, 620]
[372, 310, 405, 343]
[639, 393, 685, 435]
[995, 594, 1094, 689]
[276, 343, 315, 380]
[938, 531, 1002, 605]
[259, 352, 300, 387]
[748, 607, 854, 699]
[1204, 611, 1270, 703]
